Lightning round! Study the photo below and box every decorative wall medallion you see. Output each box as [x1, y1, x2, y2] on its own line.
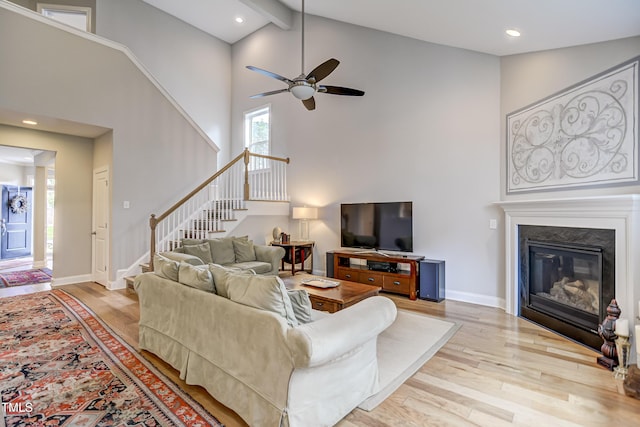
[507, 56, 639, 193]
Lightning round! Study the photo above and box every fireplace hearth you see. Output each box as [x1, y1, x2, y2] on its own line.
[519, 225, 615, 350]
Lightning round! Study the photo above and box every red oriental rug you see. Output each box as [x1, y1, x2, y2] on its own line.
[0, 289, 222, 426]
[0, 268, 53, 288]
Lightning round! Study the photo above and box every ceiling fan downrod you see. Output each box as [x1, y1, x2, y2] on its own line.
[300, 0, 306, 76]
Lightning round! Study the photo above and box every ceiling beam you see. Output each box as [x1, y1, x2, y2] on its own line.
[238, 0, 293, 30]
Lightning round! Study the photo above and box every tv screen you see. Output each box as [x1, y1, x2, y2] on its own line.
[341, 202, 413, 252]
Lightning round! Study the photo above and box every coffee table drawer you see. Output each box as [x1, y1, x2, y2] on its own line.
[382, 276, 411, 294]
[309, 297, 340, 313]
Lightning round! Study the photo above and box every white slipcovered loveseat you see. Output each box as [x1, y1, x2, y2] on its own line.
[134, 262, 397, 427]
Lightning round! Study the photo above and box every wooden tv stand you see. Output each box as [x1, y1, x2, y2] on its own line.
[328, 250, 424, 300]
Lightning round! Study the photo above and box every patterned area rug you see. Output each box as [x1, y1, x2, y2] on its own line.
[0, 268, 52, 288]
[0, 290, 222, 426]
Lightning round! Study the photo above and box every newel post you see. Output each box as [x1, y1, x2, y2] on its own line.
[243, 148, 250, 201]
[149, 214, 157, 271]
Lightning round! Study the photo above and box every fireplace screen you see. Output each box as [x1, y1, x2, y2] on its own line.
[526, 241, 602, 332]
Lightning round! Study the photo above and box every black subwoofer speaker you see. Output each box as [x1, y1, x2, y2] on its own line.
[326, 252, 335, 278]
[419, 259, 445, 302]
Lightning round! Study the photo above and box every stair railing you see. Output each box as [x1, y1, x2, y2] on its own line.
[149, 149, 290, 270]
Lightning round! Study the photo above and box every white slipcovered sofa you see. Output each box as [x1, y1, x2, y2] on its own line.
[134, 263, 397, 427]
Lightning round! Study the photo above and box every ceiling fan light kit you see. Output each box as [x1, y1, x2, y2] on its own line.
[290, 80, 315, 100]
[246, 0, 364, 110]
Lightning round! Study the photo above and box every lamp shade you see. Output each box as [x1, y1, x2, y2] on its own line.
[292, 207, 318, 220]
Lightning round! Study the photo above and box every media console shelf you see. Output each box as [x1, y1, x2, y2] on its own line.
[328, 250, 424, 300]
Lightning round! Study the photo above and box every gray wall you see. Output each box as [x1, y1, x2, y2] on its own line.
[232, 15, 504, 306]
[500, 36, 640, 200]
[96, 0, 232, 164]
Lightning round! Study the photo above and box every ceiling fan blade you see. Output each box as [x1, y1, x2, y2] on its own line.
[318, 85, 365, 96]
[302, 97, 316, 111]
[306, 58, 339, 83]
[246, 65, 293, 85]
[249, 89, 289, 99]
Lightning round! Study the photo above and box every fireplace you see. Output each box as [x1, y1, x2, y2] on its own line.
[498, 196, 640, 364]
[519, 225, 615, 350]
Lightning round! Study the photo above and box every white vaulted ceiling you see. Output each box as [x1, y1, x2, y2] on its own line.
[142, 0, 640, 56]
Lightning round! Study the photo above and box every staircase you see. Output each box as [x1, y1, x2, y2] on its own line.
[126, 149, 290, 292]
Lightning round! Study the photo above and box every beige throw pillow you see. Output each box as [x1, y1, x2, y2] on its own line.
[182, 242, 213, 264]
[208, 238, 236, 265]
[233, 239, 257, 263]
[153, 254, 179, 281]
[226, 274, 298, 327]
[178, 262, 214, 292]
[209, 263, 248, 298]
[287, 289, 313, 324]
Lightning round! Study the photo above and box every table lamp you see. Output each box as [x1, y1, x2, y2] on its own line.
[292, 206, 317, 241]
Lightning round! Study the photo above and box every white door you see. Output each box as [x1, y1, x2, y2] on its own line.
[92, 167, 109, 287]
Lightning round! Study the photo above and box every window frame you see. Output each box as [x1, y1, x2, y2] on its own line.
[37, 3, 93, 32]
[243, 104, 271, 170]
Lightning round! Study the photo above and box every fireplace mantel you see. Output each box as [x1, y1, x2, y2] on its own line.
[496, 195, 640, 334]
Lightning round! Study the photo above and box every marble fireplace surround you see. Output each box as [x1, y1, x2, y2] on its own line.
[497, 195, 640, 357]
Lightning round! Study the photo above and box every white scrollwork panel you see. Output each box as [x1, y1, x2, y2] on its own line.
[507, 58, 638, 193]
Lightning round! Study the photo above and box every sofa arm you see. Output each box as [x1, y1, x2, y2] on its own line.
[159, 251, 204, 266]
[286, 296, 397, 367]
[254, 245, 285, 270]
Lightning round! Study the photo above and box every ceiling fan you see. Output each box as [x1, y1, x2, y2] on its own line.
[246, 0, 364, 111]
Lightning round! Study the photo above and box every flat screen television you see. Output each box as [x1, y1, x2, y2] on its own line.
[340, 201, 413, 252]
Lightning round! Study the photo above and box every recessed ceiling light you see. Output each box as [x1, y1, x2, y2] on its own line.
[235, 16, 244, 24]
[22, 119, 38, 125]
[506, 29, 521, 37]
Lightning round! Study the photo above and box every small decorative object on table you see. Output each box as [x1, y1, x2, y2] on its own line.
[272, 226, 282, 242]
[597, 298, 621, 370]
[613, 318, 631, 380]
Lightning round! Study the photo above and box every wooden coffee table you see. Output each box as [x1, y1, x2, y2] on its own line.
[282, 274, 380, 313]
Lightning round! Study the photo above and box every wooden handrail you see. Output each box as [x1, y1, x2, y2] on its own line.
[149, 148, 289, 269]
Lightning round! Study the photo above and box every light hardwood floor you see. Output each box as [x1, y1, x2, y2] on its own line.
[2, 281, 638, 426]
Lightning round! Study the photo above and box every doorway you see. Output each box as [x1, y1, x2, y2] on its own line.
[0, 146, 55, 275]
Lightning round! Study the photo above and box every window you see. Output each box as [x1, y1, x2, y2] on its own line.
[244, 105, 270, 169]
[37, 3, 92, 32]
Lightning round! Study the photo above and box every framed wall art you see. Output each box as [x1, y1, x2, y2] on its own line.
[506, 56, 639, 193]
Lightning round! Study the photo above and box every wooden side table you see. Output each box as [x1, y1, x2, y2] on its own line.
[270, 240, 314, 275]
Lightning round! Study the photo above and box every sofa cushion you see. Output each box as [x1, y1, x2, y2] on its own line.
[227, 261, 272, 274]
[178, 262, 214, 292]
[153, 254, 179, 281]
[183, 242, 213, 264]
[209, 263, 249, 298]
[287, 289, 313, 324]
[209, 238, 236, 265]
[233, 239, 257, 263]
[226, 274, 298, 327]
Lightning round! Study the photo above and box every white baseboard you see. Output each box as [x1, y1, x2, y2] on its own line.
[109, 269, 130, 290]
[445, 289, 506, 310]
[51, 274, 93, 287]
[33, 260, 47, 269]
